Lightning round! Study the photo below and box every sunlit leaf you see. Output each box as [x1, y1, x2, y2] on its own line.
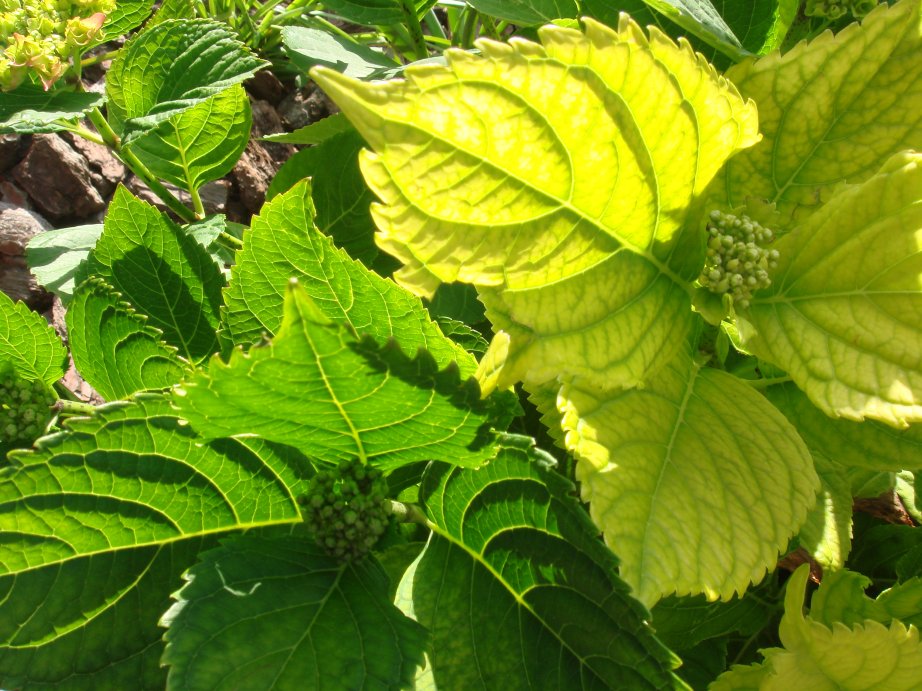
[0, 289, 67, 386]
[313, 17, 759, 390]
[738, 152, 922, 427]
[562, 350, 818, 604]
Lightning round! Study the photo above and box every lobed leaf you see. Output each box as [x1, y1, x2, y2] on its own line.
[93, 0, 155, 46]
[79, 186, 225, 363]
[313, 17, 759, 390]
[0, 289, 67, 386]
[66, 277, 188, 400]
[738, 151, 922, 427]
[125, 83, 252, 193]
[162, 532, 427, 690]
[717, 0, 922, 230]
[0, 395, 311, 689]
[562, 351, 819, 605]
[106, 19, 266, 143]
[415, 435, 684, 689]
[222, 181, 474, 374]
[180, 281, 500, 471]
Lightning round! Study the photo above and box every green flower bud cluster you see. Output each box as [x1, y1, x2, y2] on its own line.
[299, 458, 391, 562]
[806, 0, 877, 20]
[1, 370, 54, 446]
[0, 0, 114, 91]
[699, 210, 779, 309]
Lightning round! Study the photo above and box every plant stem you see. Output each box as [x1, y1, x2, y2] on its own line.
[387, 500, 429, 526]
[190, 186, 206, 218]
[422, 8, 447, 41]
[397, 0, 429, 61]
[53, 400, 97, 416]
[217, 231, 243, 251]
[80, 48, 121, 68]
[458, 8, 478, 49]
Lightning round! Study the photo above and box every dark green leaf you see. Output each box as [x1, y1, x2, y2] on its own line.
[67, 277, 188, 400]
[93, 0, 155, 46]
[320, 0, 404, 25]
[261, 112, 354, 145]
[466, 0, 580, 25]
[0, 85, 105, 134]
[177, 281, 501, 471]
[222, 181, 474, 374]
[79, 187, 225, 362]
[283, 26, 398, 79]
[0, 395, 311, 689]
[267, 129, 382, 268]
[415, 435, 683, 689]
[650, 593, 773, 651]
[125, 84, 252, 193]
[106, 19, 267, 142]
[26, 223, 103, 304]
[162, 532, 427, 689]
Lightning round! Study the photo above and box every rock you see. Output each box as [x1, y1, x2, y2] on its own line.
[62, 132, 126, 197]
[12, 134, 106, 220]
[0, 180, 33, 209]
[231, 142, 277, 215]
[246, 69, 288, 106]
[250, 99, 296, 167]
[0, 134, 28, 174]
[0, 203, 52, 255]
[0, 257, 52, 311]
[277, 83, 338, 131]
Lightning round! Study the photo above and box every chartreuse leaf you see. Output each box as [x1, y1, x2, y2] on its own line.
[717, 0, 922, 229]
[222, 181, 473, 374]
[66, 277, 188, 400]
[709, 662, 768, 690]
[414, 435, 684, 689]
[312, 17, 759, 390]
[765, 383, 922, 472]
[162, 531, 426, 689]
[561, 350, 818, 605]
[797, 454, 853, 571]
[712, 564, 922, 690]
[26, 223, 103, 304]
[0, 289, 67, 386]
[179, 281, 499, 471]
[0, 395, 312, 690]
[80, 186, 225, 362]
[105, 19, 267, 143]
[737, 152, 922, 427]
[125, 84, 252, 194]
[0, 85, 105, 134]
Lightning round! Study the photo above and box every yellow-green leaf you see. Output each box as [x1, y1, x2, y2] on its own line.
[717, 0, 922, 230]
[313, 17, 758, 390]
[561, 351, 818, 605]
[762, 564, 922, 690]
[738, 151, 922, 427]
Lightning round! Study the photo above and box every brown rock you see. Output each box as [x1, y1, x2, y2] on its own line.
[277, 83, 338, 131]
[250, 99, 296, 167]
[246, 69, 288, 106]
[0, 203, 52, 255]
[0, 180, 33, 209]
[124, 176, 230, 218]
[0, 257, 52, 311]
[62, 132, 126, 197]
[12, 134, 106, 220]
[0, 134, 28, 174]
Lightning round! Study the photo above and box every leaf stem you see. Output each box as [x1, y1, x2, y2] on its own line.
[83, 107, 198, 223]
[80, 48, 121, 68]
[190, 186, 206, 218]
[396, 0, 428, 61]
